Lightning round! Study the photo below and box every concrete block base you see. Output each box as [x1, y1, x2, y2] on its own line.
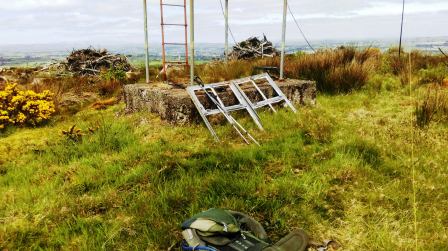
[123, 78, 316, 125]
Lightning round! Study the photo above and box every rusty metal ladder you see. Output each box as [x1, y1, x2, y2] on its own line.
[160, 0, 189, 78]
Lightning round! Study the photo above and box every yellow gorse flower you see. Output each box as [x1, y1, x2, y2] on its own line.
[0, 83, 56, 129]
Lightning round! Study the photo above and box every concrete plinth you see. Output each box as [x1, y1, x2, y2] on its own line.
[123, 78, 316, 125]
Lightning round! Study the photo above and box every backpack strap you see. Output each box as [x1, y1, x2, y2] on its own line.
[263, 230, 308, 251]
[227, 211, 268, 241]
[208, 232, 270, 251]
[182, 229, 206, 247]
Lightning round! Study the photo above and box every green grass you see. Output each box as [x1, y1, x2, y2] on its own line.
[1, 86, 448, 250]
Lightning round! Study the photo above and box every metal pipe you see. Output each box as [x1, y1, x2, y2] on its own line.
[280, 0, 287, 80]
[183, 0, 189, 66]
[143, 0, 150, 84]
[399, 0, 405, 57]
[225, 0, 229, 62]
[160, 0, 167, 77]
[189, 0, 195, 85]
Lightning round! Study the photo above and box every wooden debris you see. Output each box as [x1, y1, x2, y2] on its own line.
[229, 35, 279, 60]
[62, 48, 132, 76]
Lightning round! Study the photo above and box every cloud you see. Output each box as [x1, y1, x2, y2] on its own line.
[2, 0, 74, 10]
[229, 0, 448, 24]
[0, 0, 446, 45]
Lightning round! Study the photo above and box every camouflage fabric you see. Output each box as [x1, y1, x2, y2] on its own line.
[182, 208, 240, 234]
[181, 209, 309, 251]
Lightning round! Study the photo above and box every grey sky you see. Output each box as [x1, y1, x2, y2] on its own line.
[0, 0, 446, 46]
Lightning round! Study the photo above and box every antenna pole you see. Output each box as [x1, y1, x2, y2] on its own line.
[280, 0, 287, 80]
[399, 0, 405, 57]
[190, 0, 195, 85]
[143, 0, 150, 84]
[225, 0, 229, 62]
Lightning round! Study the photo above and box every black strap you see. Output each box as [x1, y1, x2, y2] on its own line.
[208, 233, 269, 251]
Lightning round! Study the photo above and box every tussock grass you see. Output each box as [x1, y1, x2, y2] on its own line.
[165, 47, 379, 94]
[286, 47, 377, 94]
[417, 65, 448, 86]
[415, 86, 448, 127]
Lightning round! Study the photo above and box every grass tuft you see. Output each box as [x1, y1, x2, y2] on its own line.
[415, 86, 448, 127]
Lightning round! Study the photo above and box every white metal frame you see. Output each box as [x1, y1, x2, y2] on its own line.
[230, 73, 297, 113]
[186, 81, 263, 140]
[187, 74, 296, 141]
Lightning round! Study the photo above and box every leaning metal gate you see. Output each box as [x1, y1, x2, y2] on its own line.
[187, 73, 296, 143]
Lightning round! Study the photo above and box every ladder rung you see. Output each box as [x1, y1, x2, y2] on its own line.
[161, 4, 185, 7]
[164, 42, 187, 45]
[162, 23, 187, 26]
[166, 61, 188, 64]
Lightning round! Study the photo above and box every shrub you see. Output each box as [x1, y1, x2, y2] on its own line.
[162, 47, 379, 93]
[101, 67, 127, 82]
[257, 47, 376, 93]
[0, 83, 55, 129]
[382, 49, 447, 77]
[366, 74, 401, 92]
[415, 87, 448, 127]
[418, 65, 448, 85]
[325, 61, 371, 93]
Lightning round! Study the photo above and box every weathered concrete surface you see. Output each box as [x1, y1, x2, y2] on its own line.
[124, 78, 316, 125]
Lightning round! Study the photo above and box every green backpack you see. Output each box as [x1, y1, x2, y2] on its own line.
[181, 208, 308, 251]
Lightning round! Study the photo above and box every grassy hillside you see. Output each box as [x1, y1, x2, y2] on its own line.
[1, 48, 448, 250]
[1, 88, 447, 250]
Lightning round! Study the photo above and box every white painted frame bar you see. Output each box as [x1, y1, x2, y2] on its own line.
[230, 73, 297, 113]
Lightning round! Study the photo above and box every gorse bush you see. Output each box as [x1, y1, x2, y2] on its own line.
[0, 83, 55, 129]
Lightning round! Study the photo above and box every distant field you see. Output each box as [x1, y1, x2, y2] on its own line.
[1, 37, 447, 67]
